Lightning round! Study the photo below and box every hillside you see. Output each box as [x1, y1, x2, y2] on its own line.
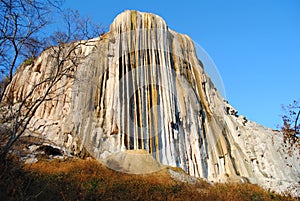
[0, 157, 297, 201]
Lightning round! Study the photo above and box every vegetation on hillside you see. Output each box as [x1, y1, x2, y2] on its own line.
[0, 157, 296, 201]
[280, 100, 300, 156]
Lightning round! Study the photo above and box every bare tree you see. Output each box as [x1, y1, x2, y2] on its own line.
[49, 9, 104, 44]
[0, 5, 104, 163]
[0, 0, 65, 101]
[280, 100, 300, 156]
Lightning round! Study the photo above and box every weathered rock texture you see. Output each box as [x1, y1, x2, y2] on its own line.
[102, 149, 165, 174]
[4, 10, 299, 195]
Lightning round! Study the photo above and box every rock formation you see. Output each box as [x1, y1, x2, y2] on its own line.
[3, 10, 299, 195]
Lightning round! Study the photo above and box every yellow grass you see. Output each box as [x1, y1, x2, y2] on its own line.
[0, 157, 297, 201]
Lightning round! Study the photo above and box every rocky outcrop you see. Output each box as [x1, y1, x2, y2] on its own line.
[102, 149, 165, 174]
[3, 10, 299, 195]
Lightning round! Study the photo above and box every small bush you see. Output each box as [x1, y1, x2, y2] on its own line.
[23, 58, 34, 66]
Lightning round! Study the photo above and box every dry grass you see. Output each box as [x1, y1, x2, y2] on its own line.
[0, 157, 297, 201]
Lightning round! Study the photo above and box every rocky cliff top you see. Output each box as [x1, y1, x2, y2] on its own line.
[111, 10, 168, 33]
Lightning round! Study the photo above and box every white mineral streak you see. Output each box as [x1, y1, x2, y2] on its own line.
[4, 10, 299, 195]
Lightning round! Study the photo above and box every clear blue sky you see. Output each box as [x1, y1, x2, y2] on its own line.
[62, 0, 300, 129]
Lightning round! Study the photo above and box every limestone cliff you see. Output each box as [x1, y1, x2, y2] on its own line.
[4, 10, 299, 195]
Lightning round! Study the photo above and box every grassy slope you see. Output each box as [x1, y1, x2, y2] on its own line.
[0, 158, 296, 201]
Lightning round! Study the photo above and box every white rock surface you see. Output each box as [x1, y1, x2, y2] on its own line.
[168, 169, 199, 185]
[102, 149, 165, 174]
[3, 10, 299, 195]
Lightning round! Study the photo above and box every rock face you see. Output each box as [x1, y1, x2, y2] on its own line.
[4, 10, 299, 195]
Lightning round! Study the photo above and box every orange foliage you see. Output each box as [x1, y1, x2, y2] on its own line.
[0, 158, 297, 201]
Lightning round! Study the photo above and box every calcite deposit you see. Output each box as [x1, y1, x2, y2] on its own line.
[4, 10, 299, 195]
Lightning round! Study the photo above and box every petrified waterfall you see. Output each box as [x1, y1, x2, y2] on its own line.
[5, 10, 299, 194]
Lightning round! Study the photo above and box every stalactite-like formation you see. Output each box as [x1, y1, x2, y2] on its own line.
[4, 10, 299, 195]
